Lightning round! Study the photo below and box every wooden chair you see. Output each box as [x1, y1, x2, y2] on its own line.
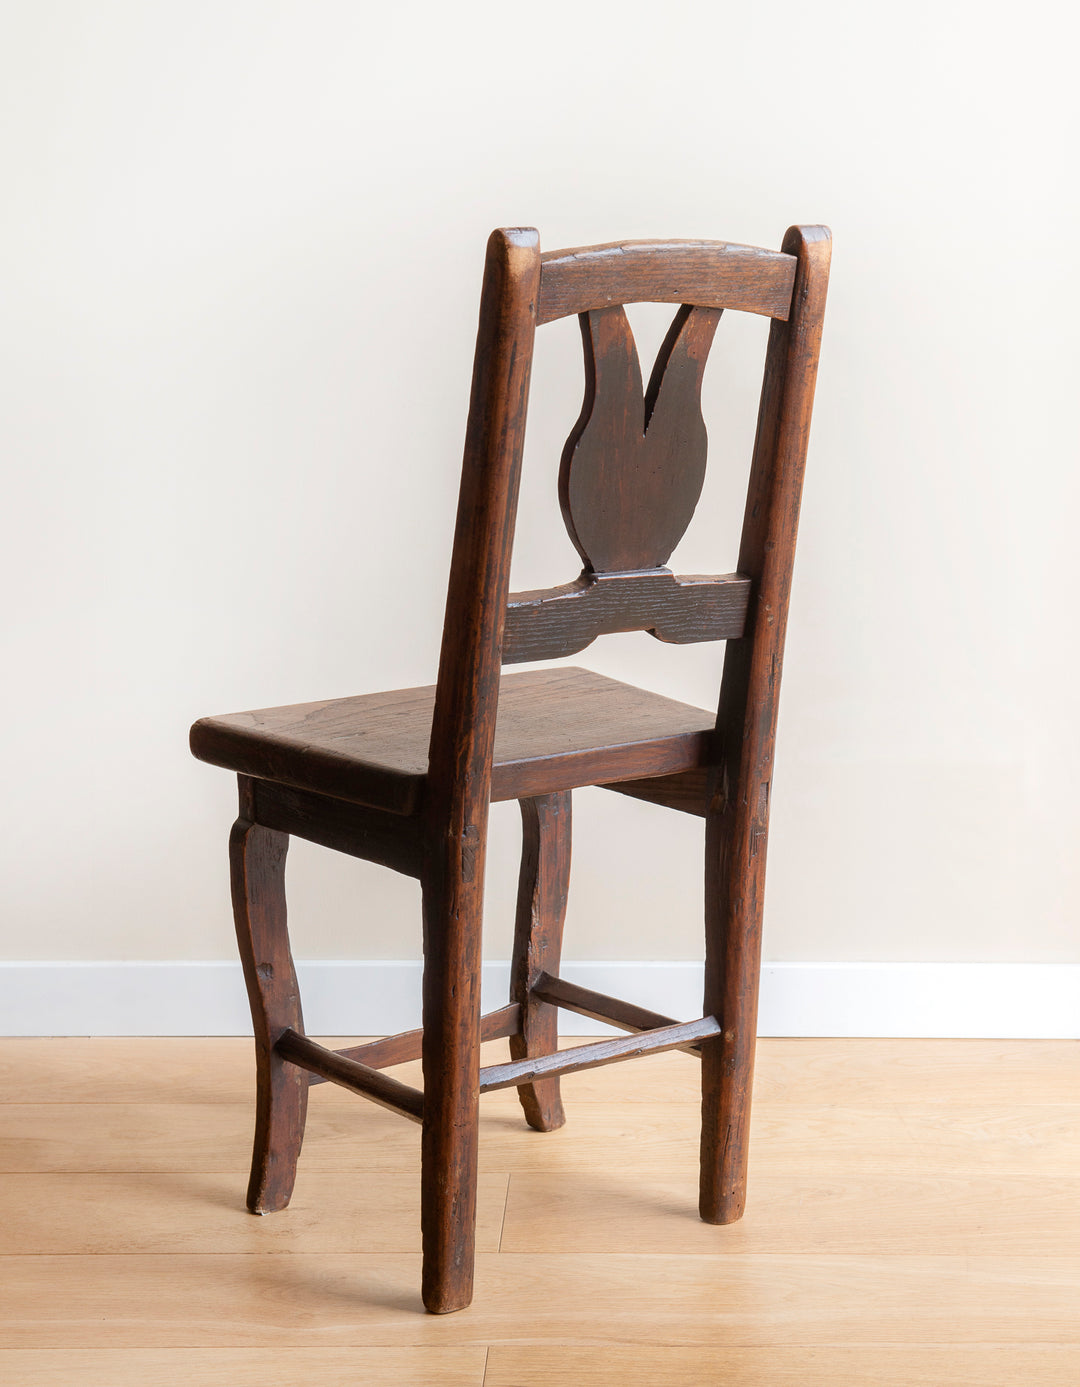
[190, 225, 831, 1313]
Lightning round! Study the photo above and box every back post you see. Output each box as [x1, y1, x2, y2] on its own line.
[699, 224, 832, 1223]
[419, 228, 540, 1313]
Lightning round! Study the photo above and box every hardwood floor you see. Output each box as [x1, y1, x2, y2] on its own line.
[1, 1037, 1077, 1384]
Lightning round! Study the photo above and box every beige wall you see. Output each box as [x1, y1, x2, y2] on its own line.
[2, 1, 1076, 966]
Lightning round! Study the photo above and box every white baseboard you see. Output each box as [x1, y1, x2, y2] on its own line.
[1, 960, 1078, 1038]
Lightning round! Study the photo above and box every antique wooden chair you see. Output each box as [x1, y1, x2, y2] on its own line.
[190, 225, 831, 1313]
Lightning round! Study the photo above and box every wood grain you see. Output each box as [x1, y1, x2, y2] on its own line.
[417, 226, 541, 1313]
[229, 802, 307, 1214]
[3, 1036, 1079, 1371]
[700, 225, 832, 1225]
[510, 794, 571, 1131]
[192, 667, 718, 815]
[499, 1170, 1080, 1255]
[502, 570, 749, 663]
[537, 239, 797, 323]
[532, 972, 702, 1053]
[3, 1253, 1078, 1347]
[275, 1029, 424, 1122]
[600, 766, 710, 814]
[5, 1035, 1073, 1109]
[478, 1016, 721, 1092]
[315, 1005, 520, 1079]
[184, 221, 833, 1311]
[0, 1349, 489, 1387]
[559, 305, 722, 573]
[485, 1345, 1080, 1387]
[250, 778, 424, 876]
[0, 1173, 508, 1254]
[10, 1097, 1077, 1179]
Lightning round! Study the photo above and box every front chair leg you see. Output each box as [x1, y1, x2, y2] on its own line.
[420, 859, 483, 1314]
[699, 807, 763, 1224]
[230, 779, 308, 1214]
[510, 792, 571, 1132]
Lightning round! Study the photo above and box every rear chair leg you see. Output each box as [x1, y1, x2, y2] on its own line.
[230, 777, 308, 1214]
[511, 791, 571, 1132]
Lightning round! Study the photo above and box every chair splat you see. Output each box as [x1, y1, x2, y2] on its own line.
[560, 303, 722, 575]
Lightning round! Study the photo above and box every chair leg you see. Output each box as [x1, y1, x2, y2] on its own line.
[419, 860, 483, 1314]
[510, 791, 571, 1132]
[699, 808, 763, 1224]
[230, 795, 308, 1215]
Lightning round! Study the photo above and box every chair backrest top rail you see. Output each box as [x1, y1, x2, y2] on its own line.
[537, 238, 797, 324]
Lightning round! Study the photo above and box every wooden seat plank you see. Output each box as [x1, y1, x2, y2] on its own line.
[190, 667, 717, 816]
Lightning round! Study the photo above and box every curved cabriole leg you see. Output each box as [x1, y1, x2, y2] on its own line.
[511, 792, 571, 1132]
[420, 857, 483, 1314]
[699, 804, 763, 1224]
[230, 780, 308, 1214]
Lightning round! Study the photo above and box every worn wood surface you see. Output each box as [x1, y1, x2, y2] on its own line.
[192, 667, 718, 815]
[537, 239, 797, 323]
[478, 1016, 721, 1092]
[600, 766, 710, 815]
[275, 1029, 424, 1122]
[559, 304, 721, 574]
[313, 1005, 521, 1082]
[700, 225, 831, 1227]
[250, 778, 424, 876]
[229, 786, 307, 1214]
[510, 794, 571, 1131]
[189, 223, 830, 1314]
[503, 569, 749, 663]
[417, 227, 542, 1314]
[532, 973, 703, 1055]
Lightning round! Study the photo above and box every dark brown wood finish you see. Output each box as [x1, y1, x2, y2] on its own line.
[559, 305, 721, 574]
[250, 779, 424, 876]
[191, 667, 719, 815]
[419, 228, 541, 1315]
[309, 1004, 521, 1082]
[601, 767, 710, 816]
[191, 223, 830, 1316]
[229, 779, 307, 1215]
[275, 1029, 424, 1122]
[478, 1015, 722, 1092]
[503, 570, 750, 664]
[531, 972, 703, 1055]
[510, 794, 571, 1132]
[537, 240, 796, 323]
[699, 224, 832, 1225]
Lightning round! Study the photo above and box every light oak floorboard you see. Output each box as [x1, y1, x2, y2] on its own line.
[3, 1036, 1076, 1105]
[0, 1347, 487, 1386]
[5, 1100, 1076, 1176]
[500, 1170, 1080, 1254]
[1, 1036, 1077, 1379]
[484, 1344, 1080, 1387]
[1, 1254, 1078, 1347]
[0, 1173, 507, 1254]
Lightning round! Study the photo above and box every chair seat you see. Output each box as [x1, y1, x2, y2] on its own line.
[190, 666, 717, 815]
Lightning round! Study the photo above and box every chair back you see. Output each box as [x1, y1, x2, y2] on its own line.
[426, 227, 831, 838]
